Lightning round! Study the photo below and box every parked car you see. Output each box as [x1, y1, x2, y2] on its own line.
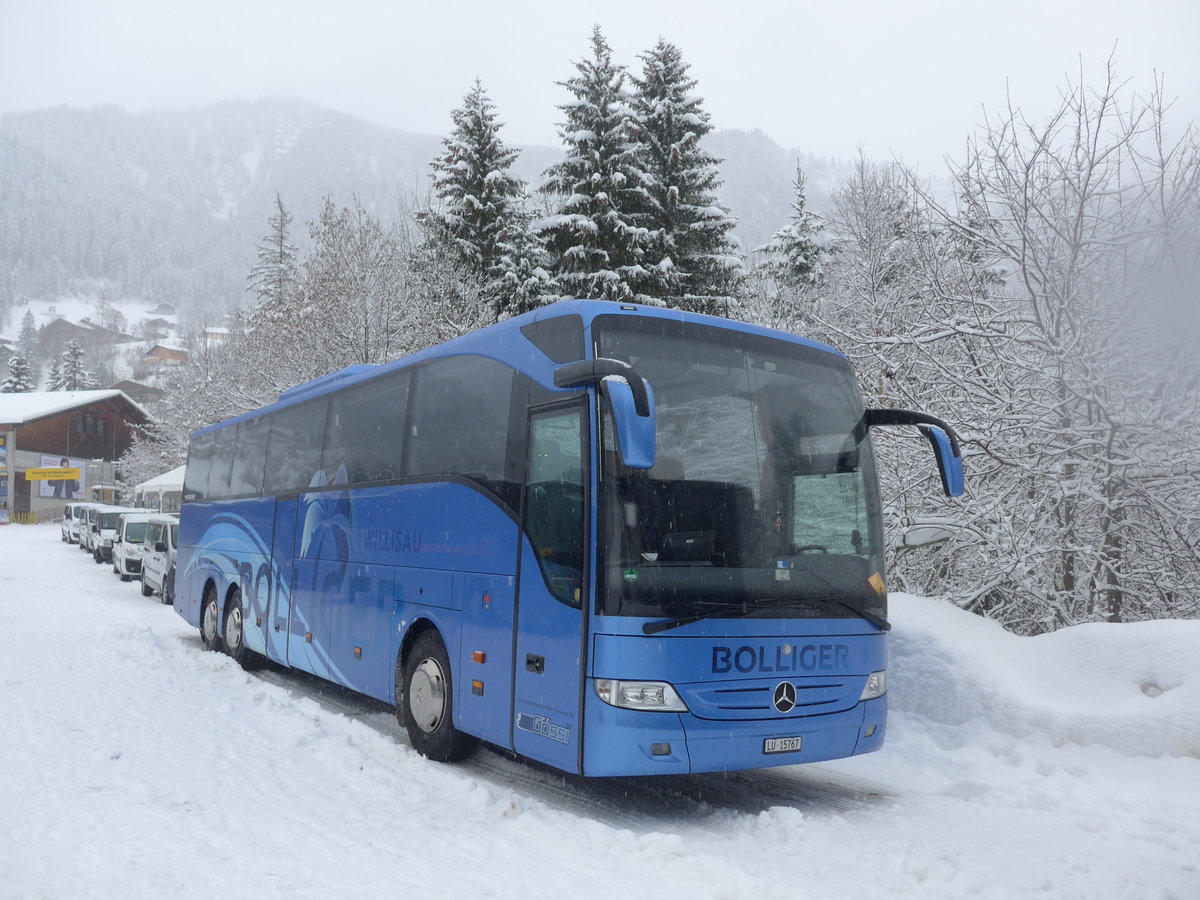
[81, 505, 105, 554]
[91, 506, 141, 564]
[140, 514, 179, 604]
[112, 512, 155, 581]
[62, 503, 89, 543]
[66, 502, 97, 544]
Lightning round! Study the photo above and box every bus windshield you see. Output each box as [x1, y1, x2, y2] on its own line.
[595, 316, 885, 623]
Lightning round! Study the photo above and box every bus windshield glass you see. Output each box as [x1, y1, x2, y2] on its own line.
[595, 315, 885, 623]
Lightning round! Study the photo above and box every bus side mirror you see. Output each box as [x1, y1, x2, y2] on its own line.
[864, 408, 965, 498]
[920, 424, 965, 497]
[600, 377, 656, 470]
[555, 358, 656, 470]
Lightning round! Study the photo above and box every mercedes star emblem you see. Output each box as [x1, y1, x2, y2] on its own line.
[773, 681, 797, 713]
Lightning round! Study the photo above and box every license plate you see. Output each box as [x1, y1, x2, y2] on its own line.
[763, 736, 802, 754]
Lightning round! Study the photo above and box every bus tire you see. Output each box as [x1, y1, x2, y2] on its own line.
[200, 586, 221, 652]
[402, 630, 475, 762]
[222, 587, 260, 670]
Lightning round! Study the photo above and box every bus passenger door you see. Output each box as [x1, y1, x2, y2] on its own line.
[512, 402, 588, 774]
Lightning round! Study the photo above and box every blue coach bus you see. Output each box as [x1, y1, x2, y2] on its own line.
[176, 299, 964, 776]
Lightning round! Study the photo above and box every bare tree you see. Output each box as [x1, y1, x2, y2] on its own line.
[741, 64, 1200, 634]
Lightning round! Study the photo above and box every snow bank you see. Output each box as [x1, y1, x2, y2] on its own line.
[4, 526, 1198, 899]
[888, 593, 1200, 758]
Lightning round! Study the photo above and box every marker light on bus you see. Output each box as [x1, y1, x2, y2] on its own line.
[594, 679, 689, 712]
[859, 671, 887, 701]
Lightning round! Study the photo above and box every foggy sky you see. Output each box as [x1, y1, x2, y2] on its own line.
[2, 0, 1198, 168]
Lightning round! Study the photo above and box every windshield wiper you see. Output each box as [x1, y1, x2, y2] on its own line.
[643, 605, 732, 635]
[810, 597, 891, 632]
[642, 595, 890, 635]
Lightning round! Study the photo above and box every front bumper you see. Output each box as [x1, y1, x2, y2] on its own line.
[581, 690, 887, 776]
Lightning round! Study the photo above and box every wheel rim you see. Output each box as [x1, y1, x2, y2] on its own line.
[409, 658, 447, 734]
[226, 602, 243, 652]
[201, 598, 218, 643]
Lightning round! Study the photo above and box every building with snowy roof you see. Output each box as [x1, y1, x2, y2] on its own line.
[0, 390, 150, 523]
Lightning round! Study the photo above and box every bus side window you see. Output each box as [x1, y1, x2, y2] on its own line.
[183, 431, 214, 501]
[264, 398, 329, 492]
[407, 356, 513, 494]
[230, 417, 269, 495]
[525, 407, 585, 607]
[322, 370, 409, 485]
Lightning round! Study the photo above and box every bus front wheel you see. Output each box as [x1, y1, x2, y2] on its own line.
[402, 631, 475, 762]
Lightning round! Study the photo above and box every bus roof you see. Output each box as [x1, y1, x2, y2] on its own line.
[193, 300, 846, 439]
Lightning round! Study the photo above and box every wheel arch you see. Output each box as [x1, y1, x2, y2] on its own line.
[200, 575, 221, 619]
[393, 616, 443, 721]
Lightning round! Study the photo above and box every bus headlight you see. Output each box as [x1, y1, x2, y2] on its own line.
[595, 679, 689, 712]
[859, 670, 887, 701]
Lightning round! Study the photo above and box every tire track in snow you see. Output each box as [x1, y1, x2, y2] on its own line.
[252, 664, 894, 830]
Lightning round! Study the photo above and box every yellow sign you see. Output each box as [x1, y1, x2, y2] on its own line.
[26, 467, 82, 481]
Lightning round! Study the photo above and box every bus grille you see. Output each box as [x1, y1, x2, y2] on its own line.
[681, 676, 860, 720]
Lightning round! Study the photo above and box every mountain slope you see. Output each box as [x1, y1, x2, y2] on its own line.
[0, 99, 845, 327]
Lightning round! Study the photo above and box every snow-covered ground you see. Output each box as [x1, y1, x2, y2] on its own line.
[2, 522, 1197, 899]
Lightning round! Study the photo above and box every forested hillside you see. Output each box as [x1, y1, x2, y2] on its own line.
[0, 98, 835, 329]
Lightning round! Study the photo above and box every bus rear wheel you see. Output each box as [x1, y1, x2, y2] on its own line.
[223, 587, 260, 670]
[200, 587, 221, 652]
[402, 631, 475, 762]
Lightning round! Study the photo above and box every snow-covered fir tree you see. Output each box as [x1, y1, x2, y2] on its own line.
[17, 309, 40, 379]
[630, 39, 740, 313]
[537, 27, 655, 303]
[1, 354, 35, 393]
[492, 202, 555, 316]
[247, 192, 298, 317]
[58, 339, 94, 391]
[420, 80, 529, 318]
[756, 163, 826, 284]
[46, 360, 62, 391]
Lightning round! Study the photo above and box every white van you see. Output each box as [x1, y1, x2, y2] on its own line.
[140, 514, 179, 603]
[91, 506, 140, 564]
[66, 502, 95, 544]
[112, 512, 155, 581]
[81, 504, 106, 554]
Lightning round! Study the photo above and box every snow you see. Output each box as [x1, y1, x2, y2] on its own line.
[134, 463, 186, 493]
[0, 389, 143, 425]
[2, 522, 1197, 899]
[241, 139, 263, 180]
[7, 296, 181, 340]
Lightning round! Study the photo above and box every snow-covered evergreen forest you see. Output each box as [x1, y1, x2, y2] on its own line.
[6, 32, 1198, 637]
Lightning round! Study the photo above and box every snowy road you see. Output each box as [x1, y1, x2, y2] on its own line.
[2, 523, 1197, 899]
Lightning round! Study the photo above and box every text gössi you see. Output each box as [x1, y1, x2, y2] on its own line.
[711, 643, 850, 674]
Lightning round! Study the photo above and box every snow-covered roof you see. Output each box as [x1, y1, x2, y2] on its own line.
[135, 464, 185, 492]
[0, 390, 149, 426]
